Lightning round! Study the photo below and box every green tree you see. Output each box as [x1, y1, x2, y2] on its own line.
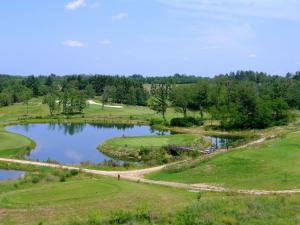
[85, 84, 96, 98]
[44, 91, 58, 115]
[192, 82, 209, 119]
[0, 90, 12, 107]
[102, 86, 117, 109]
[149, 83, 172, 120]
[170, 85, 193, 117]
[125, 87, 137, 105]
[271, 98, 289, 125]
[19, 88, 33, 115]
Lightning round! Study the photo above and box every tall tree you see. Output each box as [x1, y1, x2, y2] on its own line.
[102, 86, 117, 109]
[148, 83, 172, 120]
[170, 85, 193, 117]
[19, 88, 33, 115]
[44, 91, 58, 115]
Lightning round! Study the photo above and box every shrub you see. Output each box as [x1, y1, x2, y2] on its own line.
[170, 117, 204, 127]
[122, 161, 131, 168]
[174, 203, 214, 225]
[59, 175, 66, 182]
[69, 169, 79, 176]
[109, 210, 133, 224]
[149, 118, 164, 126]
[31, 176, 40, 184]
[139, 146, 151, 156]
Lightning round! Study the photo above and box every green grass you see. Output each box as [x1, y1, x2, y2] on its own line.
[0, 129, 35, 158]
[171, 193, 300, 225]
[102, 134, 198, 149]
[1, 172, 300, 225]
[1, 170, 300, 225]
[0, 100, 300, 224]
[99, 134, 206, 162]
[63, 192, 300, 225]
[147, 131, 300, 190]
[0, 98, 200, 159]
[0, 175, 195, 225]
[0, 97, 207, 127]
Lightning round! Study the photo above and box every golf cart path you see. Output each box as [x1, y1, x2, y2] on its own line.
[1, 137, 299, 195]
[1, 156, 299, 195]
[87, 100, 123, 108]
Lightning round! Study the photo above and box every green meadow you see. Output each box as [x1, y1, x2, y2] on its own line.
[0, 173, 300, 225]
[0, 99, 300, 224]
[147, 131, 300, 190]
[0, 174, 195, 225]
[0, 129, 35, 158]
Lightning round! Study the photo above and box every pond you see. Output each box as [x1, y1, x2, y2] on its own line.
[6, 123, 168, 165]
[203, 136, 243, 154]
[209, 136, 241, 149]
[0, 169, 25, 181]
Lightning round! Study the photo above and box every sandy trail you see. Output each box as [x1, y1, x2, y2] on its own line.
[1, 156, 299, 195]
[87, 100, 123, 108]
[1, 136, 299, 195]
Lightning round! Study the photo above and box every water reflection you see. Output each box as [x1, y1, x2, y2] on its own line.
[209, 136, 240, 149]
[0, 170, 25, 181]
[203, 136, 242, 154]
[6, 123, 166, 164]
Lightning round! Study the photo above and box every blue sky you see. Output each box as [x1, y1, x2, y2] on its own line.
[0, 0, 300, 76]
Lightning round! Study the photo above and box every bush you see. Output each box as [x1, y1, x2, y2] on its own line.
[149, 118, 164, 126]
[31, 176, 40, 184]
[170, 117, 204, 127]
[139, 146, 151, 156]
[59, 175, 66, 182]
[109, 210, 133, 224]
[69, 169, 79, 176]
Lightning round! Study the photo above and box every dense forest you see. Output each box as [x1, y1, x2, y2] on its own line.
[1, 71, 300, 130]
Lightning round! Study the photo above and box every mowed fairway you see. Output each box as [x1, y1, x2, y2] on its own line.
[0, 98, 193, 126]
[102, 134, 198, 149]
[147, 131, 300, 190]
[99, 134, 203, 161]
[0, 175, 195, 225]
[0, 130, 34, 157]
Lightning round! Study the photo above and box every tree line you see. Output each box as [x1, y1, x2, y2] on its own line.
[1, 71, 300, 129]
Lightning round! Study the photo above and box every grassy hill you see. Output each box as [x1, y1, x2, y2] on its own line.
[147, 131, 300, 190]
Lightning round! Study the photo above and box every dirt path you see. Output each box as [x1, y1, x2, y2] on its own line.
[0, 157, 166, 176]
[1, 156, 300, 195]
[1, 136, 299, 195]
[87, 100, 123, 108]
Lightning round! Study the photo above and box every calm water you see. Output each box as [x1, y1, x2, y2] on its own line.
[0, 169, 25, 181]
[6, 123, 167, 164]
[208, 136, 240, 149]
[203, 136, 243, 154]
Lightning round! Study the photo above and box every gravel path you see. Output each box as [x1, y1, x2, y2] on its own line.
[1, 156, 299, 195]
[1, 136, 299, 195]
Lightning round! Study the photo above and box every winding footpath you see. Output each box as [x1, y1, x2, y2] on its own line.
[1, 137, 300, 195]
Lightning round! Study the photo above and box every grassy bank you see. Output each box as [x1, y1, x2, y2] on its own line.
[63, 192, 300, 225]
[0, 129, 35, 158]
[1, 170, 300, 225]
[0, 98, 190, 126]
[99, 134, 209, 163]
[147, 131, 300, 190]
[0, 174, 195, 225]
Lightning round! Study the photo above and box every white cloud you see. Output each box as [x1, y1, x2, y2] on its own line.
[113, 12, 128, 20]
[98, 39, 112, 45]
[62, 40, 87, 48]
[65, 0, 86, 10]
[157, 0, 300, 21]
[248, 54, 257, 58]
